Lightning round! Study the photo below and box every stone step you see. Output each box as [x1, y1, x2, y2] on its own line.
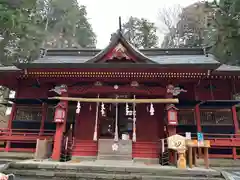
[98, 139, 132, 158]
[3, 169, 225, 180]
[97, 154, 132, 160]
[7, 162, 224, 179]
[94, 159, 134, 164]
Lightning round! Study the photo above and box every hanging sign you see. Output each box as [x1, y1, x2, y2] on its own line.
[168, 110, 177, 125]
[185, 132, 191, 140]
[167, 134, 186, 150]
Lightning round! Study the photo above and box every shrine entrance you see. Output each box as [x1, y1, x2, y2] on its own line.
[97, 95, 135, 160]
[99, 103, 133, 140]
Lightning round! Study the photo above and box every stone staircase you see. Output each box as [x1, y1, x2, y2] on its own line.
[3, 161, 226, 180]
[98, 139, 132, 161]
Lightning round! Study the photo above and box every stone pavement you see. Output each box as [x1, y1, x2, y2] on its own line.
[222, 171, 240, 180]
[4, 158, 240, 179]
[197, 159, 240, 169]
[13, 159, 218, 171]
[0, 152, 33, 161]
[3, 159, 225, 180]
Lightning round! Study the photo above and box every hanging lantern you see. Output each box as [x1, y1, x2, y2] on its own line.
[125, 103, 129, 115]
[150, 103, 154, 116]
[101, 102, 105, 116]
[166, 104, 178, 125]
[89, 104, 92, 111]
[54, 105, 66, 123]
[76, 101, 81, 114]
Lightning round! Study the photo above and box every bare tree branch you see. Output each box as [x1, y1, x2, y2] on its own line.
[158, 4, 182, 34]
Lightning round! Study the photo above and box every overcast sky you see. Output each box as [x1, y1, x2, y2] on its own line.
[79, 0, 201, 48]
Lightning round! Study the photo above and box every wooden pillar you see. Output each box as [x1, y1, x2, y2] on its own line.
[165, 84, 178, 164]
[188, 147, 193, 168]
[5, 103, 16, 152]
[52, 92, 68, 161]
[232, 105, 239, 160]
[195, 104, 201, 132]
[232, 106, 239, 134]
[5, 86, 19, 152]
[39, 103, 47, 135]
[204, 147, 209, 169]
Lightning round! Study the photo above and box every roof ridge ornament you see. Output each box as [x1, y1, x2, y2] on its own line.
[40, 48, 47, 58]
[119, 16, 122, 32]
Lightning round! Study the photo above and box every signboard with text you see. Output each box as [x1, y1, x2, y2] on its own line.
[197, 132, 204, 146]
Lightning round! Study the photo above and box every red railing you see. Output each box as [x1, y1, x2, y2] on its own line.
[179, 132, 240, 159]
[0, 128, 55, 152]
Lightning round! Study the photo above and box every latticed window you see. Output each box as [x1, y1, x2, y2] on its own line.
[200, 109, 233, 125]
[15, 106, 42, 121]
[178, 109, 196, 125]
[46, 106, 55, 122]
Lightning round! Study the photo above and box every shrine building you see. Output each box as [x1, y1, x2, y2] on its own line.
[0, 30, 240, 163]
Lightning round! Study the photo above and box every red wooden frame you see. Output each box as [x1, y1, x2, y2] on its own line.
[68, 85, 166, 96]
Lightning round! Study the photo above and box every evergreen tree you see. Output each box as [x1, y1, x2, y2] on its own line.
[43, 0, 96, 48]
[0, 0, 44, 64]
[205, 0, 240, 64]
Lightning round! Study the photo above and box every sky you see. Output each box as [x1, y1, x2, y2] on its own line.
[79, 0, 201, 48]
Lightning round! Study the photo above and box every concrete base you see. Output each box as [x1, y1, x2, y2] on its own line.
[71, 156, 96, 162]
[0, 152, 34, 161]
[4, 160, 223, 180]
[133, 157, 159, 164]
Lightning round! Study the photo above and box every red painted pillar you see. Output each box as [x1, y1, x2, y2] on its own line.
[195, 104, 202, 132]
[232, 106, 239, 134]
[52, 92, 68, 161]
[165, 84, 178, 164]
[39, 103, 47, 136]
[232, 106, 239, 160]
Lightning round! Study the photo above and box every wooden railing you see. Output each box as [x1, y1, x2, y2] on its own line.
[179, 132, 240, 159]
[0, 128, 55, 152]
[0, 128, 54, 136]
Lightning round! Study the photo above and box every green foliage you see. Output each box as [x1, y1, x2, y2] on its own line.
[0, 0, 96, 65]
[122, 17, 159, 49]
[43, 0, 96, 48]
[205, 0, 240, 64]
[160, 0, 240, 65]
[0, 0, 45, 64]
